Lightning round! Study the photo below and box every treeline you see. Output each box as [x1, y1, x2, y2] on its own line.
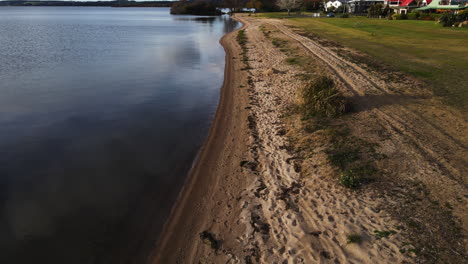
[170, 0, 284, 15]
[170, 0, 222, 15]
[170, 0, 326, 15]
[113, 1, 173, 7]
[223, 0, 324, 12]
[0, 1, 172, 7]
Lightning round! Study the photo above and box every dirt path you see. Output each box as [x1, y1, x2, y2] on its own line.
[150, 15, 467, 264]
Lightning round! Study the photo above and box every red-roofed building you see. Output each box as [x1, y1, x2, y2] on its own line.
[384, 0, 432, 13]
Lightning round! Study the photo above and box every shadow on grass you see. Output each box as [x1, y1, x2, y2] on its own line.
[347, 94, 429, 113]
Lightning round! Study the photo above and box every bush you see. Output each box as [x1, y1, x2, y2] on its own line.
[400, 13, 408, 20]
[341, 13, 350, 18]
[420, 14, 432, 20]
[456, 9, 468, 22]
[407, 12, 420, 20]
[392, 13, 401, 20]
[301, 76, 348, 118]
[439, 12, 457, 27]
[429, 13, 442, 21]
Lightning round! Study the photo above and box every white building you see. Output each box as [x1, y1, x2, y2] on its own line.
[325, 0, 343, 11]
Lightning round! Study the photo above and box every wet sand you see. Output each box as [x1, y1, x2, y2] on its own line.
[149, 19, 252, 263]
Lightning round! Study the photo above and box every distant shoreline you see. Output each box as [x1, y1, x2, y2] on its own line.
[0, 1, 172, 7]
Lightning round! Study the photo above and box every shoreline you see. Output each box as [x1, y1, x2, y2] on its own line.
[149, 17, 248, 263]
[150, 14, 467, 263]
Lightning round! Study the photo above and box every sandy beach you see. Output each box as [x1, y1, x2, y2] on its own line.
[150, 14, 467, 264]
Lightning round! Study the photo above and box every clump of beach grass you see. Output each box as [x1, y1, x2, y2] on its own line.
[236, 29, 247, 46]
[285, 57, 299, 65]
[374, 229, 397, 239]
[346, 234, 362, 244]
[301, 75, 348, 118]
[200, 230, 220, 251]
[237, 29, 252, 71]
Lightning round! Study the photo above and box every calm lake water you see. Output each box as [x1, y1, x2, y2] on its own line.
[0, 7, 239, 263]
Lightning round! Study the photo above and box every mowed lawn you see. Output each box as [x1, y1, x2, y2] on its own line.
[260, 14, 468, 110]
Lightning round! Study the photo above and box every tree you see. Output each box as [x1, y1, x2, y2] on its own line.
[246, 0, 263, 11]
[303, 0, 322, 11]
[381, 5, 392, 17]
[277, 0, 303, 16]
[367, 3, 383, 18]
[223, 0, 247, 12]
[262, 0, 280, 11]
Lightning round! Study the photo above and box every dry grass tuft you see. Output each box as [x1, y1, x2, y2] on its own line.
[301, 76, 349, 118]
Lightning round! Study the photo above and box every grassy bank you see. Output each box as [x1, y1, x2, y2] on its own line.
[260, 14, 468, 110]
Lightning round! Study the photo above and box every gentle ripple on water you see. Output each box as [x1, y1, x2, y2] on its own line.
[0, 7, 239, 263]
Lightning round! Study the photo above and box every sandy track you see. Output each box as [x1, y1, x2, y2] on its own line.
[226, 16, 410, 263]
[264, 20, 467, 228]
[269, 21, 466, 177]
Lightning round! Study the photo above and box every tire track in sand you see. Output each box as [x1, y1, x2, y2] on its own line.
[268, 21, 466, 187]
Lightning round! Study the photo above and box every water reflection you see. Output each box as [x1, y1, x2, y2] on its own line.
[223, 15, 241, 34]
[174, 16, 217, 23]
[0, 7, 239, 264]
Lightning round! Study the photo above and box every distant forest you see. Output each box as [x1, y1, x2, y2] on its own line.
[0, 1, 173, 7]
[0, 0, 298, 14]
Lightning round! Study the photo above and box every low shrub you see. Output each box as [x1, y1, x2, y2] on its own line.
[457, 9, 468, 21]
[340, 13, 350, 18]
[439, 12, 457, 27]
[429, 13, 442, 21]
[420, 14, 432, 20]
[392, 13, 402, 20]
[392, 13, 408, 20]
[436, 10, 468, 27]
[301, 76, 348, 118]
[407, 12, 420, 20]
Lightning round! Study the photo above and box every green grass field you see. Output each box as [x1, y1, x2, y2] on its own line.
[259, 14, 468, 110]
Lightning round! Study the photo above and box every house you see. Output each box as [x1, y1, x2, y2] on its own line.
[325, 0, 344, 11]
[383, 0, 426, 14]
[347, 0, 385, 13]
[416, 0, 468, 11]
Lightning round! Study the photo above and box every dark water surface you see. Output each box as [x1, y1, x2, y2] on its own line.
[0, 7, 239, 263]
